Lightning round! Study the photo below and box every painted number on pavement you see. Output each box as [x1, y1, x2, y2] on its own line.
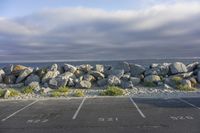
[170, 116, 194, 120]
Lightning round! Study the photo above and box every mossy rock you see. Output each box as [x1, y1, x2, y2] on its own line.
[143, 81, 157, 87]
[176, 84, 196, 91]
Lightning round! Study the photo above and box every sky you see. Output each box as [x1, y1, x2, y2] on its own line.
[0, 0, 200, 62]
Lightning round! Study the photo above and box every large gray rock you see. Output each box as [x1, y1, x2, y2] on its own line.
[197, 71, 200, 83]
[59, 72, 75, 79]
[116, 62, 130, 73]
[97, 78, 108, 87]
[108, 69, 124, 78]
[64, 64, 77, 73]
[25, 74, 40, 86]
[47, 64, 58, 71]
[35, 67, 47, 78]
[121, 81, 133, 88]
[16, 68, 33, 83]
[42, 70, 60, 83]
[145, 64, 169, 76]
[3, 75, 16, 84]
[0, 83, 24, 89]
[76, 80, 92, 89]
[121, 73, 131, 81]
[28, 82, 41, 93]
[130, 77, 141, 85]
[83, 74, 95, 82]
[48, 77, 68, 89]
[107, 75, 121, 86]
[0, 69, 5, 83]
[130, 64, 145, 77]
[3, 64, 13, 75]
[95, 64, 104, 73]
[170, 62, 188, 75]
[144, 75, 161, 83]
[79, 64, 93, 73]
[89, 71, 105, 80]
[12, 65, 29, 76]
[187, 62, 199, 72]
[68, 78, 75, 87]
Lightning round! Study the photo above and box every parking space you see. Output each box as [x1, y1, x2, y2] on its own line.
[0, 97, 200, 133]
[0, 100, 35, 121]
[133, 98, 200, 133]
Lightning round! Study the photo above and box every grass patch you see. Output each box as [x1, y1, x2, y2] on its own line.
[50, 86, 69, 97]
[8, 89, 20, 97]
[0, 89, 5, 98]
[100, 86, 124, 96]
[143, 81, 157, 87]
[21, 86, 34, 94]
[176, 85, 196, 91]
[73, 90, 85, 97]
[171, 76, 182, 85]
[57, 86, 69, 93]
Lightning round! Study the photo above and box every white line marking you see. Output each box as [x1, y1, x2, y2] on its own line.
[72, 97, 86, 120]
[129, 97, 146, 118]
[1, 100, 38, 122]
[179, 98, 200, 110]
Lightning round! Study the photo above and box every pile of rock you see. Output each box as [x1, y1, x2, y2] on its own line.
[0, 61, 199, 92]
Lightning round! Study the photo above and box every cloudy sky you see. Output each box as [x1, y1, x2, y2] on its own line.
[0, 0, 200, 62]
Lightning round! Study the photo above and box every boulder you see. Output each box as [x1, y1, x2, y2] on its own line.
[144, 75, 161, 83]
[169, 62, 187, 75]
[116, 62, 130, 73]
[76, 80, 92, 89]
[0, 83, 24, 89]
[42, 70, 60, 83]
[48, 77, 68, 89]
[97, 78, 108, 87]
[83, 74, 95, 82]
[188, 77, 197, 86]
[79, 64, 93, 73]
[3, 64, 13, 75]
[130, 77, 141, 85]
[3, 90, 10, 99]
[25, 74, 40, 86]
[59, 72, 75, 79]
[121, 81, 133, 88]
[108, 69, 124, 78]
[107, 75, 121, 86]
[130, 64, 145, 77]
[47, 64, 58, 71]
[35, 67, 47, 78]
[181, 79, 192, 88]
[187, 62, 199, 72]
[68, 78, 75, 87]
[144, 68, 158, 76]
[197, 71, 200, 83]
[64, 64, 77, 73]
[12, 65, 28, 76]
[95, 64, 104, 73]
[16, 68, 33, 83]
[28, 82, 41, 92]
[3, 75, 16, 84]
[121, 73, 131, 81]
[0, 69, 5, 83]
[89, 71, 105, 79]
[74, 70, 84, 78]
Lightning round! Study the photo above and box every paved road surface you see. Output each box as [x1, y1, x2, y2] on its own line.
[0, 97, 200, 133]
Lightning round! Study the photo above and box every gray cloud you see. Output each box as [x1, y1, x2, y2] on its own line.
[0, 3, 200, 62]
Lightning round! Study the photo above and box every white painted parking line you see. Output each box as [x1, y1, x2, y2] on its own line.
[179, 98, 200, 110]
[129, 97, 146, 118]
[1, 100, 39, 122]
[72, 97, 86, 120]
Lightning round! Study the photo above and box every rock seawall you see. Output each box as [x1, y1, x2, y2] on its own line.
[0, 61, 200, 95]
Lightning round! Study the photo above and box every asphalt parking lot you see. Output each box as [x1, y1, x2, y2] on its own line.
[0, 97, 200, 133]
